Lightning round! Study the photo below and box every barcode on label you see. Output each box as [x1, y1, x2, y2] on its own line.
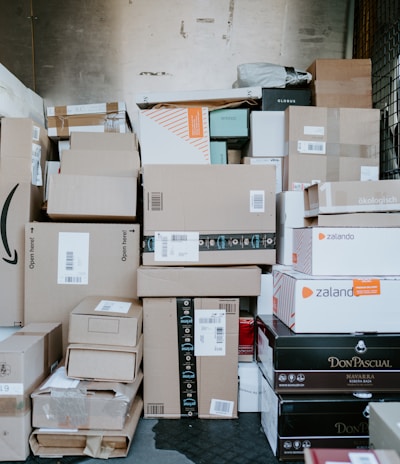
[297, 140, 326, 154]
[219, 302, 236, 314]
[250, 190, 265, 212]
[146, 403, 164, 415]
[210, 399, 234, 417]
[65, 251, 74, 271]
[198, 317, 223, 324]
[63, 276, 83, 284]
[171, 234, 188, 241]
[215, 326, 223, 343]
[32, 126, 40, 141]
[150, 192, 163, 211]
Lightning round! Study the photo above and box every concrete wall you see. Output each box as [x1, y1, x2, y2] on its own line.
[0, 0, 352, 120]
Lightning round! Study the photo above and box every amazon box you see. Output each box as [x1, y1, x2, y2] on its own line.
[24, 222, 140, 353]
[68, 296, 143, 347]
[143, 297, 239, 419]
[273, 268, 400, 333]
[142, 164, 276, 266]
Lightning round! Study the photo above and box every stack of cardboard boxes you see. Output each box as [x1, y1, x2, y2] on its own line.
[257, 59, 400, 461]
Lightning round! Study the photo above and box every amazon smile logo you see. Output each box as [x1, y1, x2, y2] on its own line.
[1, 184, 19, 265]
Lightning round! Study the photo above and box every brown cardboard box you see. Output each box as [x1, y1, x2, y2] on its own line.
[46, 174, 138, 221]
[137, 265, 261, 297]
[29, 395, 143, 458]
[142, 164, 276, 266]
[60, 149, 140, 176]
[16, 322, 63, 373]
[24, 222, 140, 352]
[69, 131, 137, 151]
[0, 117, 53, 186]
[0, 410, 32, 461]
[65, 334, 143, 383]
[68, 296, 143, 347]
[304, 180, 400, 216]
[143, 297, 239, 419]
[307, 58, 372, 108]
[46, 102, 132, 139]
[285, 106, 380, 159]
[32, 365, 143, 430]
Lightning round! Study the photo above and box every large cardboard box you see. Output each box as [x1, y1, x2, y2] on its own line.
[46, 173, 138, 221]
[304, 180, 400, 216]
[307, 58, 372, 108]
[65, 334, 143, 383]
[138, 107, 211, 164]
[242, 156, 282, 193]
[258, 314, 400, 392]
[137, 265, 261, 297]
[29, 395, 143, 458]
[60, 149, 140, 176]
[0, 181, 44, 326]
[143, 297, 239, 419]
[273, 268, 400, 333]
[369, 402, 400, 453]
[0, 63, 45, 126]
[0, 117, 53, 186]
[46, 101, 132, 139]
[293, 226, 400, 275]
[261, 375, 400, 461]
[247, 111, 286, 157]
[68, 296, 143, 347]
[142, 164, 276, 266]
[32, 365, 143, 430]
[24, 222, 140, 352]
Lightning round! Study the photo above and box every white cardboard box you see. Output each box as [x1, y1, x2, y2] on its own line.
[138, 107, 211, 164]
[247, 111, 285, 157]
[238, 362, 265, 412]
[273, 268, 400, 333]
[276, 191, 305, 265]
[293, 226, 400, 275]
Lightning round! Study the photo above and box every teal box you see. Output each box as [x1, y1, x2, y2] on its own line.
[209, 108, 249, 138]
[210, 141, 227, 164]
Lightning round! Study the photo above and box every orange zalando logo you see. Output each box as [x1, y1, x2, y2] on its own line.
[318, 233, 326, 240]
[302, 287, 313, 298]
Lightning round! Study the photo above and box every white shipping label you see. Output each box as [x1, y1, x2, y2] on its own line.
[57, 232, 90, 285]
[297, 140, 326, 154]
[154, 231, 199, 262]
[250, 190, 265, 213]
[210, 399, 234, 417]
[304, 125, 325, 136]
[31, 142, 43, 186]
[348, 453, 379, 464]
[194, 309, 226, 356]
[95, 300, 131, 314]
[0, 383, 23, 395]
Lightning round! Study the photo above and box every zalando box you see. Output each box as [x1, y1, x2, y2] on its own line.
[142, 164, 276, 266]
[137, 265, 261, 297]
[29, 395, 143, 459]
[24, 222, 140, 352]
[293, 227, 400, 275]
[65, 335, 143, 383]
[32, 365, 143, 430]
[304, 180, 400, 216]
[138, 107, 211, 164]
[46, 174, 138, 222]
[143, 297, 239, 419]
[273, 268, 400, 333]
[68, 296, 143, 347]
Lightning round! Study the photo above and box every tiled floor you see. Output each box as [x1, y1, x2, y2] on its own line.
[24, 413, 282, 464]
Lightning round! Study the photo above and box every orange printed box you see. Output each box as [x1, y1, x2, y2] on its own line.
[138, 107, 210, 165]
